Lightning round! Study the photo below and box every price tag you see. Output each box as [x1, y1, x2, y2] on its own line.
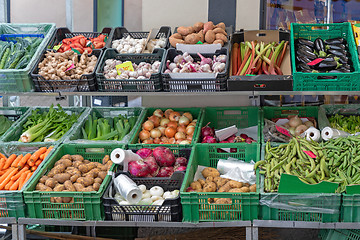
[196, 41, 203, 44]
[65, 63, 75, 72]
[116, 61, 134, 75]
[94, 99, 102, 105]
[303, 150, 317, 159]
[275, 126, 291, 137]
[307, 58, 324, 66]
[53, 43, 62, 51]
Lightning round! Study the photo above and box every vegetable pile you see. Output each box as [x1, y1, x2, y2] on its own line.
[35, 154, 113, 203]
[111, 36, 147, 54]
[231, 40, 288, 76]
[278, 115, 315, 136]
[0, 115, 13, 136]
[115, 184, 179, 206]
[187, 167, 256, 204]
[257, 136, 360, 193]
[81, 112, 137, 141]
[103, 59, 161, 80]
[19, 104, 81, 143]
[169, 21, 228, 47]
[129, 147, 188, 178]
[295, 37, 352, 73]
[0, 37, 43, 69]
[163, 52, 226, 73]
[55, 34, 107, 54]
[138, 109, 197, 145]
[37, 50, 97, 80]
[328, 114, 360, 134]
[144, 38, 167, 53]
[0, 146, 53, 191]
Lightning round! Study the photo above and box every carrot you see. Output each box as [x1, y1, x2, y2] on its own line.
[30, 166, 37, 172]
[0, 158, 5, 170]
[0, 153, 7, 161]
[17, 172, 28, 191]
[34, 160, 42, 166]
[19, 172, 32, 190]
[18, 153, 31, 168]
[232, 43, 238, 75]
[11, 154, 23, 168]
[9, 177, 20, 191]
[29, 147, 47, 166]
[0, 168, 14, 183]
[3, 154, 17, 170]
[0, 170, 6, 175]
[11, 166, 29, 181]
[0, 168, 18, 190]
[5, 180, 14, 190]
[43, 146, 53, 160]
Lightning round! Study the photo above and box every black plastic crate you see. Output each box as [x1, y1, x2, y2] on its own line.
[48, 27, 112, 51]
[31, 49, 102, 92]
[103, 171, 184, 222]
[95, 48, 165, 92]
[105, 26, 171, 50]
[227, 30, 293, 91]
[161, 48, 229, 92]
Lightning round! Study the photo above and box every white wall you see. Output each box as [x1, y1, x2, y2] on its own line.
[236, 0, 260, 30]
[72, 0, 93, 31]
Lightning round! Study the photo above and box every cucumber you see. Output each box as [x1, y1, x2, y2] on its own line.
[0, 48, 10, 69]
[15, 55, 31, 69]
[0, 43, 10, 62]
[28, 38, 42, 55]
[9, 50, 25, 69]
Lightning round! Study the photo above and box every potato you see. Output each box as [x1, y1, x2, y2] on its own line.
[215, 33, 228, 43]
[94, 177, 102, 184]
[215, 177, 229, 188]
[64, 180, 76, 191]
[218, 182, 232, 192]
[213, 27, 227, 35]
[98, 171, 107, 180]
[205, 30, 216, 43]
[228, 180, 243, 189]
[202, 167, 220, 178]
[203, 182, 216, 192]
[243, 183, 250, 187]
[79, 162, 96, 173]
[70, 174, 80, 183]
[83, 160, 90, 164]
[71, 155, 84, 162]
[169, 37, 185, 47]
[239, 187, 250, 192]
[55, 158, 72, 168]
[197, 179, 206, 187]
[249, 184, 256, 193]
[98, 165, 108, 171]
[197, 30, 205, 43]
[36, 183, 46, 190]
[74, 183, 85, 191]
[205, 176, 214, 183]
[48, 165, 66, 177]
[84, 168, 100, 178]
[76, 177, 94, 187]
[93, 182, 101, 191]
[45, 178, 57, 189]
[53, 173, 71, 184]
[177, 26, 195, 36]
[73, 161, 83, 169]
[193, 22, 204, 32]
[60, 154, 72, 160]
[171, 33, 183, 39]
[53, 184, 65, 191]
[67, 168, 81, 176]
[214, 198, 232, 204]
[39, 176, 49, 184]
[215, 22, 226, 30]
[213, 39, 224, 46]
[62, 197, 73, 203]
[83, 186, 95, 192]
[190, 181, 202, 191]
[52, 197, 62, 203]
[102, 155, 110, 164]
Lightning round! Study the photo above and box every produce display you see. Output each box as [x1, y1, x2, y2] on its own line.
[115, 184, 179, 206]
[144, 38, 167, 53]
[129, 147, 188, 177]
[0, 146, 53, 191]
[295, 37, 352, 73]
[187, 167, 256, 204]
[163, 52, 226, 74]
[231, 40, 288, 76]
[80, 112, 137, 141]
[328, 114, 360, 134]
[257, 136, 360, 193]
[19, 104, 81, 143]
[111, 36, 147, 54]
[37, 50, 98, 80]
[137, 109, 197, 145]
[54, 34, 107, 54]
[0, 115, 13, 136]
[35, 154, 113, 202]
[103, 59, 161, 80]
[169, 21, 228, 47]
[0, 36, 43, 69]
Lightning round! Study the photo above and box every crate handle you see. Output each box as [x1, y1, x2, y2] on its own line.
[223, 110, 243, 115]
[316, 76, 338, 81]
[281, 110, 299, 115]
[311, 26, 329, 30]
[254, 83, 266, 89]
[85, 148, 105, 153]
[256, 32, 267, 37]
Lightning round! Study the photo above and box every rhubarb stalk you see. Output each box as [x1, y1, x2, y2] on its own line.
[268, 40, 285, 75]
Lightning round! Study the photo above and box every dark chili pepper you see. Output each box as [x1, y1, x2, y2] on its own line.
[324, 37, 346, 45]
[301, 69, 313, 73]
[314, 38, 326, 57]
[341, 64, 351, 70]
[298, 63, 312, 71]
[329, 54, 349, 64]
[328, 49, 348, 57]
[297, 44, 313, 53]
[329, 68, 350, 73]
[316, 59, 339, 71]
[297, 47, 317, 60]
[326, 43, 346, 51]
[297, 54, 312, 64]
[297, 38, 314, 48]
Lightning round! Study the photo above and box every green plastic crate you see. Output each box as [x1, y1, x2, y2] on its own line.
[0, 142, 57, 219]
[23, 143, 124, 221]
[261, 106, 322, 144]
[65, 107, 146, 144]
[180, 144, 260, 223]
[341, 194, 360, 222]
[291, 23, 360, 91]
[199, 106, 261, 144]
[2, 106, 89, 146]
[259, 144, 341, 223]
[322, 229, 360, 240]
[128, 107, 204, 149]
[0, 23, 56, 92]
[0, 107, 31, 141]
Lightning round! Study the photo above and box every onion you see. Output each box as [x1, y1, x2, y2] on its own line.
[176, 139, 185, 144]
[167, 121, 178, 129]
[139, 185, 146, 193]
[148, 116, 160, 127]
[165, 127, 176, 138]
[186, 125, 195, 135]
[295, 125, 308, 136]
[160, 136, 169, 143]
[150, 186, 164, 197]
[175, 131, 185, 140]
[143, 120, 154, 131]
[201, 122, 215, 137]
[139, 130, 151, 141]
[183, 112, 193, 122]
[186, 135, 193, 141]
[160, 118, 170, 127]
[178, 116, 190, 126]
[158, 126, 166, 135]
[180, 140, 191, 145]
[304, 121, 314, 127]
[177, 125, 186, 133]
[153, 137, 161, 144]
[142, 190, 151, 199]
[189, 121, 197, 127]
[283, 123, 290, 129]
[143, 139, 154, 144]
[169, 112, 181, 121]
[168, 137, 176, 144]
[150, 128, 162, 139]
[288, 115, 302, 128]
[202, 135, 217, 143]
[289, 127, 295, 136]
[164, 109, 174, 118]
[153, 109, 163, 118]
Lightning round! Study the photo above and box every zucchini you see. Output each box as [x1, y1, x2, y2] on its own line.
[28, 38, 42, 56]
[15, 55, 31, 69]
[0, 43, 10, 62]
[0, 48, 10, 69]
[9, 50, 25, 69]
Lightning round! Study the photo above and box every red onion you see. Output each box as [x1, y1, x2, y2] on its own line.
[186, 187, 195, 192]
[219, 140, 229, 143]
[201, 122, 215, 137]
[136, 148, 153, 159]
[175, 157, 188, 166]
[157, 167, 174, 177]
[245, 137, 256, 144]
[144, 156, 159, 177]
[128, 160, 150, 177]
[240, 133, 248, 139]
[174, 165, 187, 171]
[202, 135, 217, 143]
[153, 147, 176, 167]
[226, 135, 236, 143]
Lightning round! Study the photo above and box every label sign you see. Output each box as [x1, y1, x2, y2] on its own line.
[275, 126, 291, 137]
[53, 43, 62, 51]
[303, 150, 317, 159]
[116, 61, 134, 75]
[307, 58, 324, 66]
[65, 63, 75, 72]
